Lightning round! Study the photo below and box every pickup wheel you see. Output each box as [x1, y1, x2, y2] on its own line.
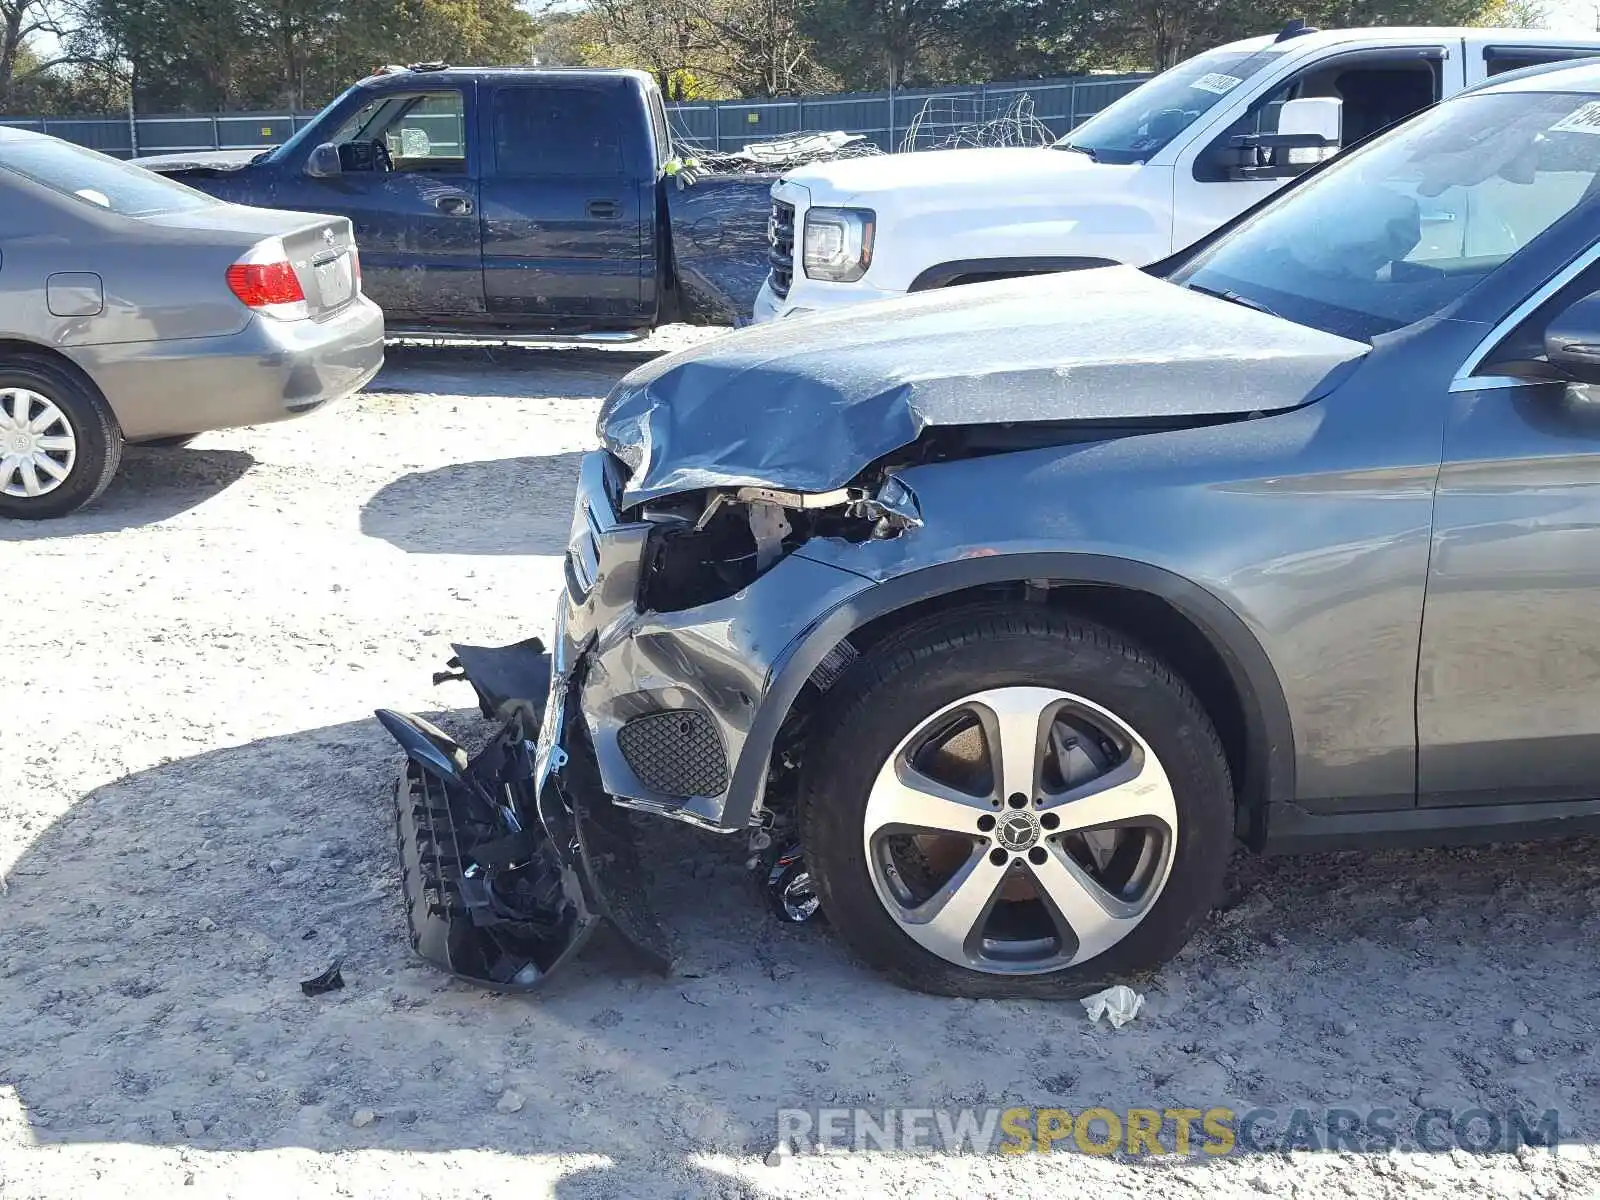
[797, 604, 1234, 999]
[0, 356, 122, 520]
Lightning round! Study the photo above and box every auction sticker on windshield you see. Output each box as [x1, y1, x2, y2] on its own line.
[1549, 100, 1600, 134]
[1191, 73, 1243, 95]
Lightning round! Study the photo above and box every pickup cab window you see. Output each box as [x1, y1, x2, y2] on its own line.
[330, 90, 466, 172]
[492, 86, 625, 176]
[1055, 47, 1286, 164]
[1172, 90, 1600, 342]
[1196, 49, 1442, 182]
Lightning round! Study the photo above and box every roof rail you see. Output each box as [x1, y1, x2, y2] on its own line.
[1276, 18, 1319, 41]
[407, 61, 450, 71]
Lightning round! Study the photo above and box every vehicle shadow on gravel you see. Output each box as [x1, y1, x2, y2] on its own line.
[360, 452, 584, 555]
[0, 447, 255, 538]
[372, 344, 659, 400]
[2, 712, 1597, 1169]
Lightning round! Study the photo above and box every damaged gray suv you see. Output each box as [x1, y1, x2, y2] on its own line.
[378, 62, 1600, 998]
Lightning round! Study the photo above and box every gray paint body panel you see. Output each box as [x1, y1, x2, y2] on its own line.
[555, 164, 1600, 847]
[599, 265, 1368, 505]
[0, 126, 385, 439]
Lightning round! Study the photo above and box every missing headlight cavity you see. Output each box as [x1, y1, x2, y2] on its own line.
[634, 477, 921, 613]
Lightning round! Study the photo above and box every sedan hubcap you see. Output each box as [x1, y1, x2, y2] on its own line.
[862, 686, 1178, 976]
[0, 388, 76, 499]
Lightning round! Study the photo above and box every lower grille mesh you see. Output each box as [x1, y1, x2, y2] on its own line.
[618, 710, 729, 797]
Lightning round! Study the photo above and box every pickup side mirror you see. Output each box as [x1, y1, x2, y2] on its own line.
[1544, 291, 1600, 386]
[305, 141, 342, 179]
[1225, 97, 1343, 180]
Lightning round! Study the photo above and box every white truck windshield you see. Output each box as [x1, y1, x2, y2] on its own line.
[1056, 48, 1287, 165]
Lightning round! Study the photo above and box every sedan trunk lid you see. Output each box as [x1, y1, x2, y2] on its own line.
[142, 206, 360, 320]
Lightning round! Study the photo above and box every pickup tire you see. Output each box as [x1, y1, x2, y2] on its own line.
[797, 604, 1234, 999]
[0, 354, 122, 520]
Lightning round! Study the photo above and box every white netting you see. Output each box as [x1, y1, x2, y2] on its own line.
[898, 93, 1055, 153]
[667, 111, 884, 178]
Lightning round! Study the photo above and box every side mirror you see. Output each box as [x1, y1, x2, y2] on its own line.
[1544, 291, 1600, 385]
[1225, 97, 1342, 180]
[305, 142, 342, 179]
[1277, 97, 1342, 166]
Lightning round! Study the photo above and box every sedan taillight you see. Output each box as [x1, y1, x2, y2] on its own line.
[226, 238, 308, 320]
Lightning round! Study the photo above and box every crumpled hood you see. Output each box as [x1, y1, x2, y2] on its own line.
[600, 266, 1368, 505]
[135, 148, 266, 173]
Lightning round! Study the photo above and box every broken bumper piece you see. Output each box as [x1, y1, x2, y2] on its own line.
[375, 639, 671, 991]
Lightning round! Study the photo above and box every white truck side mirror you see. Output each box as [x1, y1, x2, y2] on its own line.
[1277, 97, 1343, 166]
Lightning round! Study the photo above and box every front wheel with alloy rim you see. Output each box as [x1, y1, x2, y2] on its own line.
[799, 606, 1234, 999]
[0, 357, 122, 520]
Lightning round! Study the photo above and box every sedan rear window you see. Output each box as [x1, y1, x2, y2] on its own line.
[0, 134, 218, 217]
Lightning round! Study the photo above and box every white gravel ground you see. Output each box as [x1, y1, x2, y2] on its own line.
[2, 331, 1599, 1199]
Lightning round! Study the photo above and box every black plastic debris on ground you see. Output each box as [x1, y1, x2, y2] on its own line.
[300, 960, 345, 996]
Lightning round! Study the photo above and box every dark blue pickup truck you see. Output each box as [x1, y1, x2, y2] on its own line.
[138, 65, 774, 335]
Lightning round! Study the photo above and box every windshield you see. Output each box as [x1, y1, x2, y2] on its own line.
[1057, 47, 1286, 164]
[0, 132, 218, 216]
[1171, 91, 1600, 342]
[269, 81, 364, 162]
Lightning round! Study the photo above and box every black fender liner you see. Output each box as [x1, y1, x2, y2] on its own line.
[723, 553, 1296, 844]
[907, 256, 1119, 292]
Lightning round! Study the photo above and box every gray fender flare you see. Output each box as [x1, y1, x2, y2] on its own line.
[723, 552, 1296, 836]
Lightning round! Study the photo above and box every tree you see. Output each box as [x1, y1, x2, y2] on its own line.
[0, 0, 95, 111]
[1472, 0, 1549, 25]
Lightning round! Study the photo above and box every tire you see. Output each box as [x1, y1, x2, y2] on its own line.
[138, 434, 198, 449]
[798, 604, 1234, 999]
[0, 355, 122, 520]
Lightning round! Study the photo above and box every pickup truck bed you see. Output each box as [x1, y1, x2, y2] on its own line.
[141, 66, 776, 335]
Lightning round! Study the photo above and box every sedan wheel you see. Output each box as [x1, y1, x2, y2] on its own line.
[800, 605, 1234, 998]
[0, 358, 122, 520]
[0, 388, 78, 500]
[863, 686, 1176, 975]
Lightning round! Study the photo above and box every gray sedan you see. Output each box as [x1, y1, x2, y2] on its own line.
[0, 128, 384, 518]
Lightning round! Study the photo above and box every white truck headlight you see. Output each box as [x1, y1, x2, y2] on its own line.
[802, 207, 875, 282]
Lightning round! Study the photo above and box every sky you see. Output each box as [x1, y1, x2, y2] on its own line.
[1541, 0, 1600, 30]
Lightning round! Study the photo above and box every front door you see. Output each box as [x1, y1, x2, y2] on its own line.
[1174, 45, 1453, 253]
[1417, 141, 1600, 805]
[278, 85, 484, 319]
[478, 83, 649, 326]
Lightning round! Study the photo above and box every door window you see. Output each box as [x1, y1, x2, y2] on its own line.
[492, 86, 625, 176]
[1196, 51, 1442, 182]
[328, 91, 467, 173]
[1485, 46, 1600, 77]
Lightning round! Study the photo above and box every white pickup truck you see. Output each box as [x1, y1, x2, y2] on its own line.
[753, 24, 1600, 323]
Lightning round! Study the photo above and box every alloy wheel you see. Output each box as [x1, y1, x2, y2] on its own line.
[861, 686, 1177, 975]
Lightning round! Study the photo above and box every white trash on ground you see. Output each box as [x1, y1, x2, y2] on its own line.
[1081, 984, 1145, 1028]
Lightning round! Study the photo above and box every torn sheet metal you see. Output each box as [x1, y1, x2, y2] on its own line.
[135, 149, 269, 173]
[598, 265, 1368, 506]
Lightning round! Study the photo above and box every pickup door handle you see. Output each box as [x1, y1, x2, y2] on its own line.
[435, 194, 473, 216]
[586, 200, 622, 220]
